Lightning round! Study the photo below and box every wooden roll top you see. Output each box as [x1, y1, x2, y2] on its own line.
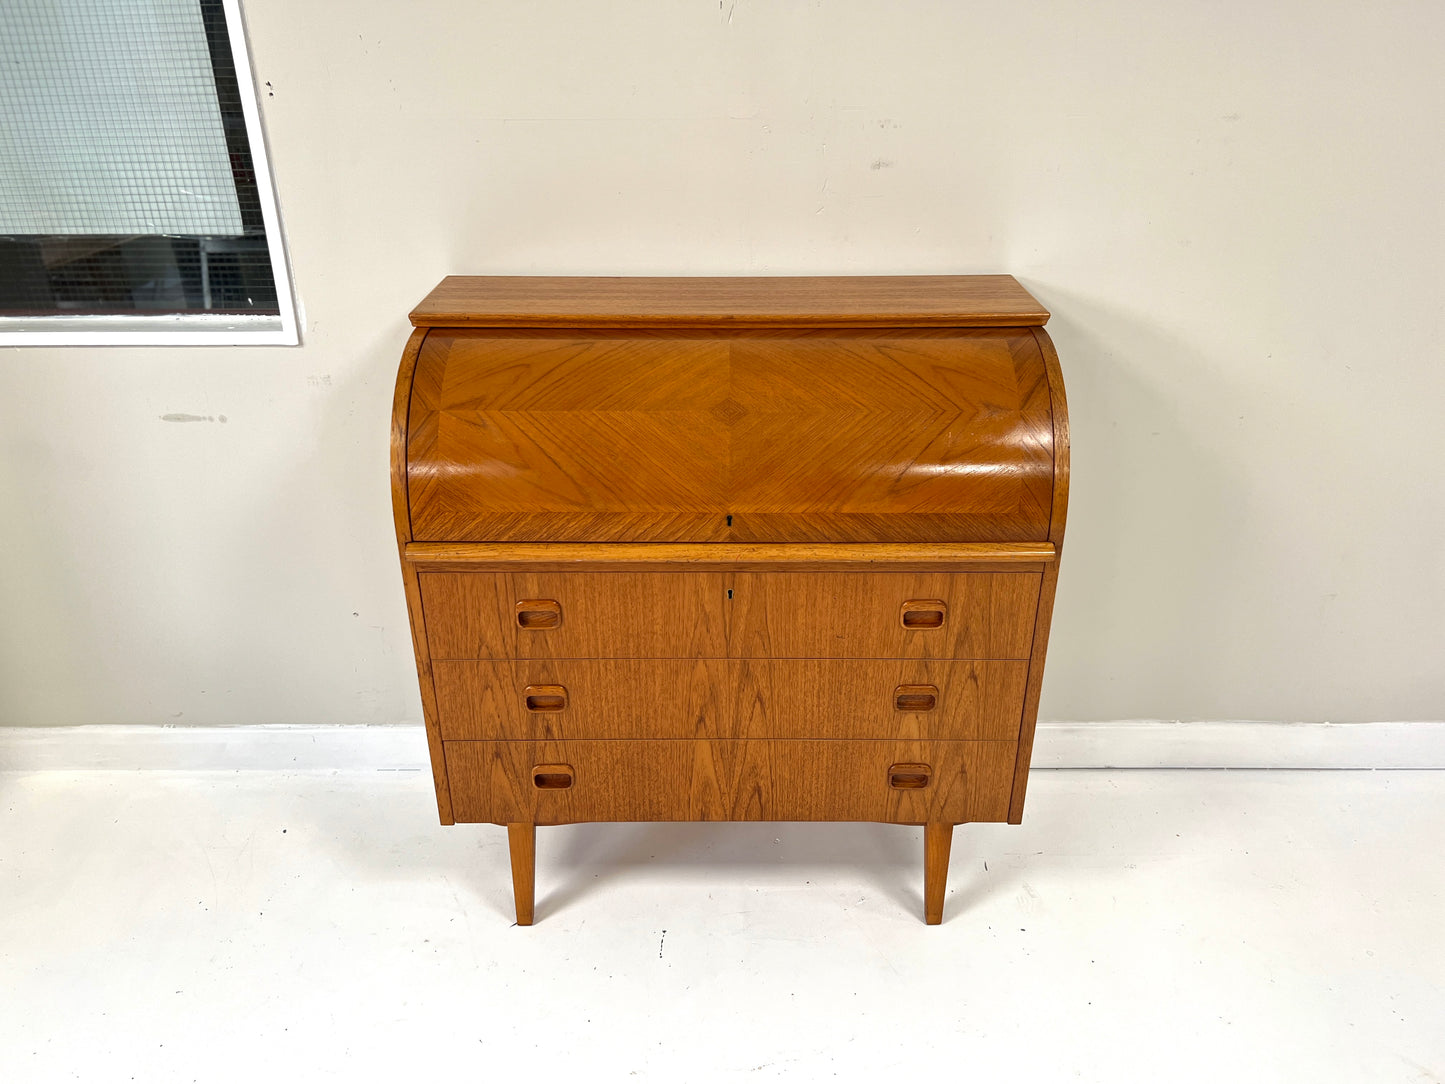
[395, 276, 1068, 546]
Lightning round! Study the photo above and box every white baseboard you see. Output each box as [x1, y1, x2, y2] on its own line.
[0, 724, 429, 772]
[1, 721, 1443, 772]
[1031, 721, 1445, 769]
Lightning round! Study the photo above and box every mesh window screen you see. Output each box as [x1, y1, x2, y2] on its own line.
[0, 0, 280, 317]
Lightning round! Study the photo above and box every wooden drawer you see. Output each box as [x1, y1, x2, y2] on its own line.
[421, 571, 728, 659]
[728, 572, 1039, 659]
[421, 570, 1039, 660]
[444, 739, 1017, 824]
[433, 659, 728, 740]
[735, 659, 1028, 741]
[434, 658, 1028, 741]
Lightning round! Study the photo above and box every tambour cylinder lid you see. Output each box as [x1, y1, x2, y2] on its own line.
[402, 307, 1060, 545]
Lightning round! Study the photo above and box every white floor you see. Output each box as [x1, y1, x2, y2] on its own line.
[2, 768, 1442, 1083]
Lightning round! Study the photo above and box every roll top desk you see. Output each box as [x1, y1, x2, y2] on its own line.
[391, 275, 1068, 924]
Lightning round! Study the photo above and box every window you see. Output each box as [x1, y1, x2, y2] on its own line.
[0, 0, 296, 345]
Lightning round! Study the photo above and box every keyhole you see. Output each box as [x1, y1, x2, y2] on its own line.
[726, 514, 733, 526]
[726, 589, 734, 600]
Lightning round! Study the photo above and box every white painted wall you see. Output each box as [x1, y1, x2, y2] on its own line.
[1, 0, 1442, 727]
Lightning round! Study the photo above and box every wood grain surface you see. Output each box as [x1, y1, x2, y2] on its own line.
[420, 571, 1040, 661]
[433, 659, 730, 740]
[506, 823, 535, 925]
[420, 571, 728, 660]
[404, 540, 1055, 572]
[1009, 327, 1071, 821]
[726, 572, 1039, 660]
[924, 822, 953, 924]
[444, 739, 1017, 824]
[432, 658, 1027, 741]
[389, 326, 454, 824]
[733, 660, 1028, 740]
[405, 327, 1054, 543]
[1036, 327, 1070, 550]
[409, 275, 1048, 328]
[392, 275, 1068, 921]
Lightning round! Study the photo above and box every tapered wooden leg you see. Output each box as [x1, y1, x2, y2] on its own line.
[507, 823, 536, 926]
[924, 822, 953, 925]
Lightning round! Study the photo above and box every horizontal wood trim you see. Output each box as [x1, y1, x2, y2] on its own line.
[408, 275, 1049, 328]
[406, 541, 1055, 572]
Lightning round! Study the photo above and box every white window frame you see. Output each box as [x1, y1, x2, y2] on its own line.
[0, 0, 298, 347]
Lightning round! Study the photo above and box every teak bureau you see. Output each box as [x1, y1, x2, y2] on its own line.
[391, 275, 1068, 924]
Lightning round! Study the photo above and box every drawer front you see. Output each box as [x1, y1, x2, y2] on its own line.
[444, 739, 1016, 824]
[422, 570, 1038, 661]
[433, 660, 730, 741]
[421, 572, 729, 659]
[735, 660, 1027, 741]
[434, 659, 1026, 741]
[727, 572, 1039, 659]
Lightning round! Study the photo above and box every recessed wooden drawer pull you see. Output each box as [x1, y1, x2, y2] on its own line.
[524, 684, 568, 712]
[888, 763, 932, 790]
[516, 599, 562, 630]
[900, 600, 947, 630]
[532, 764, 574, 790]
[894, 684, 938, 712]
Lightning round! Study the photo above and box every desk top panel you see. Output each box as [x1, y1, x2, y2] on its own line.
[409, 275, 1048, 329]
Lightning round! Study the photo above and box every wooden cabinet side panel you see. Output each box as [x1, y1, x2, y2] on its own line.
[1009, 330, 1068, 822]
[444, 739, 1016, 824]
[1008, 562, 1060, 822]
[391, 327, 453, 824]
[1033, 327, 1070, 549]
